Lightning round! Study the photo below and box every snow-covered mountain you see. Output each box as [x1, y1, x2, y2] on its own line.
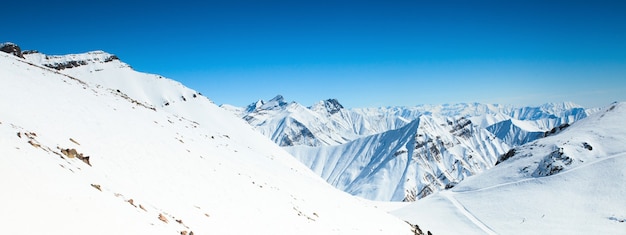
[287, 115, 509, 201]
[223, 96, 364, 147]
[0, 44, 413, 234]
[225, 96, 591, 201]
[230, 96, 589, 148]
[393, 101, 626, 234]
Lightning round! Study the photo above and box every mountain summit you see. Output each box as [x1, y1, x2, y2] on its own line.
[310, 98, 344, 115]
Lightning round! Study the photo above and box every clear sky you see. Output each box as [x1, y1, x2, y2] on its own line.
[3, 0, 625, 108]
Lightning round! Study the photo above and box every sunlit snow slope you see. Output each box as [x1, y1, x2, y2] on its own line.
[393, 102, 626, 234]
[0, 46, 412, 235]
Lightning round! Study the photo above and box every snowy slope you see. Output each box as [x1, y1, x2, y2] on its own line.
[287, 115, 509, 201]
[1, 48, 413, 234]
[393, 102, 626, 234]
[486, 118, 545, 146]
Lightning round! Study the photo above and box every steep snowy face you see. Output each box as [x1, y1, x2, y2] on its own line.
[0, 47, 413, 234]
[287, 115, 509, 201]
[486, 119, 545, 146]
[393, 102, 626, 234]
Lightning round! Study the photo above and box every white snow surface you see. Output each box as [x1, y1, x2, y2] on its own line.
[393, 102, 626, 234]
[0, 51, 413, 234]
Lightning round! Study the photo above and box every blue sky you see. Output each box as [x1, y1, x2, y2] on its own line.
[4, 0, 625, 108]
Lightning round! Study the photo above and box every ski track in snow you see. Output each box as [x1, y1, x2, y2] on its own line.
[454, 151, 626, 194]
[441, 192, 497, 235]
[441, 151, 626, 235]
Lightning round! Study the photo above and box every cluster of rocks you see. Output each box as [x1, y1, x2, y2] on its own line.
[0, 42, 24, 58]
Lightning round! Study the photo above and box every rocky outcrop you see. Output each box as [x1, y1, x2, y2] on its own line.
[61, 148, 92, 166]
[44, 60, 89, 70]
[42, 55, 120, 70]
[322, 99, 344, 114]
[0, 42, 24, 58]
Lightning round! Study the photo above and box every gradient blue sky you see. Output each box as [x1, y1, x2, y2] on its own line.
[4, 0, 625, 108]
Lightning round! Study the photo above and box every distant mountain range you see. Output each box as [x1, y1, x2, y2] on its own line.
[224, 95, 591, 201]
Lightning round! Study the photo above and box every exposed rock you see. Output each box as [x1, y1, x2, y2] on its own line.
[61, 148, 78, 158]
[323, 99, 344, 114]
[403, 188, 417, 202]
[104, 55, 119, 62]
[532, 148, 572, 177]
[90, 184, 102, 191]
[22, 50, 39, 55]
[78, 155, 91, 166]
[544, 123, 570, 137]
[158, 213, 168, 223]
[69, 138, 80, 145]
[582, 142, 593, 151]
[0, 42, 24, 58]
[127, 199, 136, 207]
[60, 148, 91, 166]
[43, 60, 88, 70]
[28, 140, 41, 148]
[496, 148, 516, 165]
[417, 185, 433, 199]
[406, 221, 432, 235]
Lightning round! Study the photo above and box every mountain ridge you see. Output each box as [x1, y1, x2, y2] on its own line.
[1, 44, 414, 234]
[225, 95, 591, 201]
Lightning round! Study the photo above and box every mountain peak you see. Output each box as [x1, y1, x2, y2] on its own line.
[310, 98, 344, 114]
[245, 99, 265, 112]
[257, 95, 288, 110]
[0, 42, 24, 58]
[269, 94, 285, 103]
